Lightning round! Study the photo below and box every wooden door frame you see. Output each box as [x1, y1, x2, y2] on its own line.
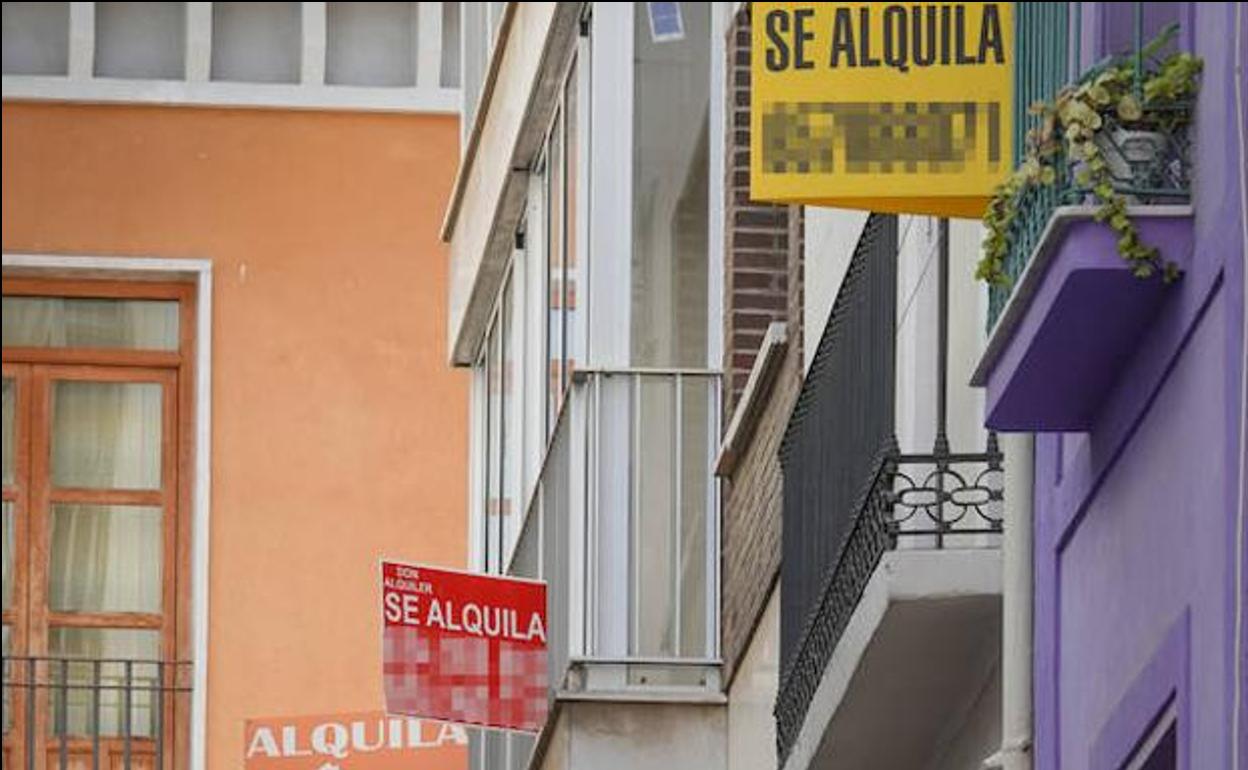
[3, 267, 202, 763]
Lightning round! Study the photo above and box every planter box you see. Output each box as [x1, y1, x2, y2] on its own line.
[970, 205, 1194, 432]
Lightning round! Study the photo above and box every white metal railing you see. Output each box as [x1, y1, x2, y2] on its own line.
[508, 368, 721, 695]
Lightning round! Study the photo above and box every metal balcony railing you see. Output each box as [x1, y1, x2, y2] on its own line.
[509, 367, 721, 698]
[2, 655, 192, 770]
[773, 443, 1005, 764]
[988, 2, 1194, 329]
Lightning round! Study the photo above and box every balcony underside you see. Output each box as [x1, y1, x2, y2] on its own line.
[973, 206, 1195, 431]
[782, 549, 1002, 770]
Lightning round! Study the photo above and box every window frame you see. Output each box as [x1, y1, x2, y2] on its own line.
[541, 43, 586, 443]
[469, 33, 589, 578]
[1, 275, 198, 770]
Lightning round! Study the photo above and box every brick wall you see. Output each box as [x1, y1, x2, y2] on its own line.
[723, 5, 791, 419]
[719, 5, 805, 685]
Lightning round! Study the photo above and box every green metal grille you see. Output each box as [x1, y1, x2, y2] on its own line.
[988, 2, 1072, 328]
[987, 3, 1195, 330]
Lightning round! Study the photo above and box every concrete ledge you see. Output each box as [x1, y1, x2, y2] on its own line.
[782, 549, 1003, 770]
[716, 321, 787, 476]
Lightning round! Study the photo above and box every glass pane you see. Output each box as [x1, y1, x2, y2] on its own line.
[2, 2, 69, 76]
[439, 0, 460, 88]
[631, 2, 710, 367]
[678, 378, 708, 656]
[94, 2, 186, 80]
[1, 296, 179, 351]
[546, 110, 565, 437]
[563, 59, 579, 384]
[211, 2, 302, 84]
[2, 377, 14, 485]
[634, 376, 676, 656]
[49, 504, 163, 614]
[325, 2, 416, 87]
[52, 380, 163, 490]
[2, 502, 12, 612]
[485, 320, 502, 574]
[2, 624, 10, 732]
[509, 733, 536, 770]
[501, 277, 520, 566]
[48, 628, 162, 738]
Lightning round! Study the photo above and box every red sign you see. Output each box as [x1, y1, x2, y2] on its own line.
[381, 561, 548, 733]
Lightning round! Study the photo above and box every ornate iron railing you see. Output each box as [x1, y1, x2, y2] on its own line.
[2, 655, 193, 770]
[987, 3, 1194, 329]
[773, 441, 1004, 764]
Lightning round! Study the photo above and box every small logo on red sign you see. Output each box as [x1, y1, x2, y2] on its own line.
[381, 561, 548, 733]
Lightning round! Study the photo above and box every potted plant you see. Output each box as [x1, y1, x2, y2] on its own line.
[977, 25, 1202, 286]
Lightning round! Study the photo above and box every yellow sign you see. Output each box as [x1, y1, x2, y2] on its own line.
[751, 2, 1013, 217]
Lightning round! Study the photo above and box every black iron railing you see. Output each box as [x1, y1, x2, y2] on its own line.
[2, 655, 192, 770]
[777, 214, 898, 695]
[773, 443, 1004, 764]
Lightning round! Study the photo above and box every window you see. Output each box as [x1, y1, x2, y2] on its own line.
[478, 271, 522, 575]
[1123, 708, 1177, 770]
[546, 106, 565, 436]
[631, 1, 709, 368]
[94, 2, 186, 80]
[629, 1, 711, 658]
[210, 2, 302, 84]
[470, 36, 587, 576]
[439, 1, 461, 88]
[325, 2, 417, 87]
[1, 279, 195, 769]
[1, 2, 69, 76]
[543, 55, 583, 440]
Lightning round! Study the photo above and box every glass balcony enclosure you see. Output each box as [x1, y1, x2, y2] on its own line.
[511, 368, 720, 695]
[464, 1, 720, 726]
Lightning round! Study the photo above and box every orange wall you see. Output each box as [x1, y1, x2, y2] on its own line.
[2, 102, 468, 767]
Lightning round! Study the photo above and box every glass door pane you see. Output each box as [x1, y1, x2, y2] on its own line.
[51, 380, 163, 490]
[2, 377, 14, 486]
[2, 624, 10, 733]
[2, 502, 12, 612]
[48, 504, 163, 614]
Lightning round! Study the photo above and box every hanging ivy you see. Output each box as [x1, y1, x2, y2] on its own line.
[977, 25, 1202, 286]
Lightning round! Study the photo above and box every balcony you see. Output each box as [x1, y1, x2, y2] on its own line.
[2, 656, 192, 770]
[774, 447, 1004, 768]
[773, 213, 1005, 769]
[972, 3, 1196, 430]
[508, 368, 722, 703]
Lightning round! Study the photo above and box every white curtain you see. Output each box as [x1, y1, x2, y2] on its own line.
[49, 381, 164, 615]
[0, 296, 178, 350]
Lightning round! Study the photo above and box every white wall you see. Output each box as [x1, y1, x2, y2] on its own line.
[895, 214, 941, 454]
[538, 702, 727, 770]
[946, 218, 990, 452]
[926, 660, 1002, 770]
[802, 207, 869, 372]
[727, 587, 780, 770]
[894, 215, 990, 455]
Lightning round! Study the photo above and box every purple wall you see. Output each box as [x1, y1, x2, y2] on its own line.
[1033, 4, 1247, 770]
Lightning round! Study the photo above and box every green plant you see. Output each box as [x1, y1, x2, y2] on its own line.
[977, 25, 1201, 287]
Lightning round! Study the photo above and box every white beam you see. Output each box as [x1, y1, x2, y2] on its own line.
[417, 1, 444, 88]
